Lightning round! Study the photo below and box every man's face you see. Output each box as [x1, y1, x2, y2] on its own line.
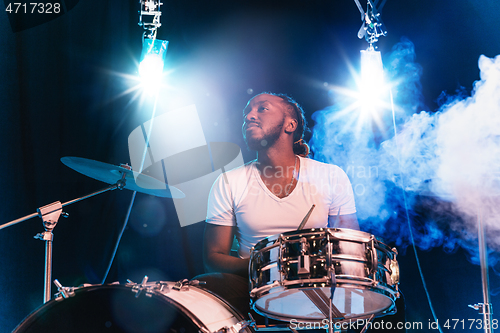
[242, 94, 290, 151]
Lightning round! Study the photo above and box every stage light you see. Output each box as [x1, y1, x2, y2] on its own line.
[138, 0, 167, 95]
[359, 47, 386, 113]
[139, 38, 169, 94]
[353, 0, 389, 118]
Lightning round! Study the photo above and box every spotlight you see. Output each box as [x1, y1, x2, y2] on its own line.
[353, 0, 389, 115]
[138, 0, 168, 95]
[359, 47, 385, 112]
[139, 38, 169, 94]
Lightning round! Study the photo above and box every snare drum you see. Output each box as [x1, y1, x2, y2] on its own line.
[249, 228, 400, 323]
[14, 280, 254, 333]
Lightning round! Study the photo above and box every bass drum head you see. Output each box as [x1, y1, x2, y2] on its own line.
[14, 284, 204, 333]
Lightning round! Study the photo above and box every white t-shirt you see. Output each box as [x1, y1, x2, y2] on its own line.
[206, 156, 357, 258]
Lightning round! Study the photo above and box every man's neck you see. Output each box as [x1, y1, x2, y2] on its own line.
[256, 145, 296, 171]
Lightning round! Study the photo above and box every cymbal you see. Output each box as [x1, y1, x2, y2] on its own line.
[61, 156, 185, 198]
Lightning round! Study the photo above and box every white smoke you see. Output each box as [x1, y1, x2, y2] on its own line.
[385, 54, 500, 256]
[433, 55, 500, 253]
[310, 39, 500, 266]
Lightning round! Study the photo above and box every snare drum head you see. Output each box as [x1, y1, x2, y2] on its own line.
[253, 285, 395, 322]
[14, 283, 247, 333]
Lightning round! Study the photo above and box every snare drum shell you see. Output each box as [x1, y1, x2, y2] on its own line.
[249, 228, 399, 322]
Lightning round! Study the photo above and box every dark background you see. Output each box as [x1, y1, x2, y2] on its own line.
[1, 0, 499, 332]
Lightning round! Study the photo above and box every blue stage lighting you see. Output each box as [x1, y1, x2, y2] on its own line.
[139, 38, 169, 94]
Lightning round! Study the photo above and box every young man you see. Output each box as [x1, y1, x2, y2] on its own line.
[204, 93, 359, 276]
[199, 92, 359, 316]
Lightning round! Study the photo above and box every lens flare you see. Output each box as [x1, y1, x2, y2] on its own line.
[359, 49, 386, 112]
[139, 38, 169, 95]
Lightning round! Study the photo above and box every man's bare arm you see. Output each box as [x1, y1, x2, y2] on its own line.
[203, 223, 249, 276]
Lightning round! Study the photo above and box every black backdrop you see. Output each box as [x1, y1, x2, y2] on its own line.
[1, 1, 500, 332]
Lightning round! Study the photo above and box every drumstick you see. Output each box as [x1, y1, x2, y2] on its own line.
[297, 204, 315, 230]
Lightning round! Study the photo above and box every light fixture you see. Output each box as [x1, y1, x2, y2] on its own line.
[359, 46, 385, 113]
[354, 0, 387, 49]
[138, 0, 168, 94]
[353, 0, 388, 114]
[139, 38, 168, 93]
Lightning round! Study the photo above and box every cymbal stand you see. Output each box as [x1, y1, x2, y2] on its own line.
[359, 314, 376, 333]
[469, 208, 494, 333]
[0, 171, 128, 304]
[33, 201, 64, 304]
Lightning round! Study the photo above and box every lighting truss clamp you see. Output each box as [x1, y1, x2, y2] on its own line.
[139, 0, 163, 40]
[353, 0, 388, 49]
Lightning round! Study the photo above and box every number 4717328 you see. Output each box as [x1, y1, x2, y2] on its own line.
[5, 3, 61, 14]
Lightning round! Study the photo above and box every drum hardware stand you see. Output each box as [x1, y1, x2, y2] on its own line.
[359, 314, 376, 333]
[325, 237, 344, 333]
[302, 288, 343, 321]
[1, 170, 129, 304]
[173, 278, 206, 291]
[53, 279, 76, 301]
[468, 208, 494, 333]
[33, 201, 66, 304]
[216, 318, 256, 333]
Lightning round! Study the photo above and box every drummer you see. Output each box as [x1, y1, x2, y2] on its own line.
[199, 92, 358, 313]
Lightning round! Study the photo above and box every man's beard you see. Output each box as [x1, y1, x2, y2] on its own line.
[244, 121, 284, 151]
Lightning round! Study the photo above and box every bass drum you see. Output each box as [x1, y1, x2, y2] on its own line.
[14, 281, 253, 333]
